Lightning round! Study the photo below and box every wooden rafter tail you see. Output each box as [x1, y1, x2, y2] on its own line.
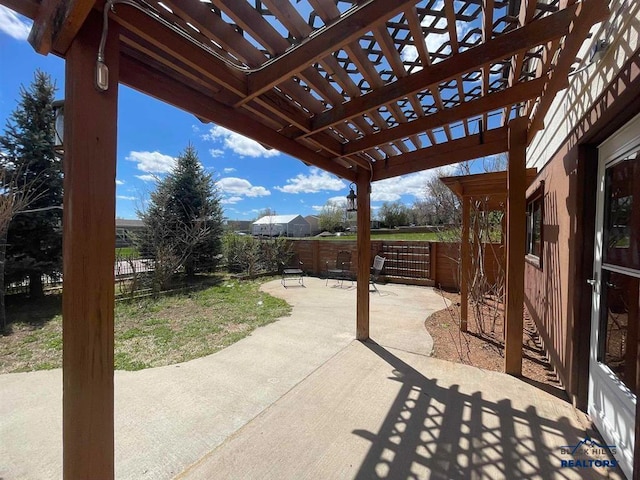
[242, 0, 419, 105]
[119, 54, 357, 182]
[28, 0, 96, 55]
[527, 0, 610, 143]
[309, 1, 581, 135]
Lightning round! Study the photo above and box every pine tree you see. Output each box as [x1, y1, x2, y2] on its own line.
[138, 144, 223, 288]
[0, 70, 62, 298]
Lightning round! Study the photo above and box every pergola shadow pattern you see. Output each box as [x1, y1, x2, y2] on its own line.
[181, 341, 624, 479]
[354, 343, 605, 480]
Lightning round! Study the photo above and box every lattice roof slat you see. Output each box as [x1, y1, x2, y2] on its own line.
[443, 0, 472, 137]
[11, 0, 609, 182]
[481, 0, 494, 129]
[404, 5, 448, 143]
[306, 0, 417, 156]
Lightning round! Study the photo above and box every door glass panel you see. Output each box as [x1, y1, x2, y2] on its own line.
[598, 270, 639, 395]
[603, 153, 640, 269]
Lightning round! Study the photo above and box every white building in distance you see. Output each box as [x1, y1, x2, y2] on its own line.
[252, 214, 310, 237]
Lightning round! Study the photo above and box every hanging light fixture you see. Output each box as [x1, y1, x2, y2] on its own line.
[346, 183, 357, 212]
[52, 99, 64, 152]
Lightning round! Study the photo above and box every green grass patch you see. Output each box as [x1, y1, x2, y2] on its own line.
[0, 277, 291, 373]
[315, 231, 452, 241]
[116, 246, 140, 258]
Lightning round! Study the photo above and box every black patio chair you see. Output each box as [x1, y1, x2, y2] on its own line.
[281, 256, 304, 288]
[326, 250, 352, 287]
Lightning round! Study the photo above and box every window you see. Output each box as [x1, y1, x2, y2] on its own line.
[526, 186, 543, 266]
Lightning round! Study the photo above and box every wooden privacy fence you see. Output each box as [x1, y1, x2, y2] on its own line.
[287, 239, 504, 290]
[288, 239, 432, 285]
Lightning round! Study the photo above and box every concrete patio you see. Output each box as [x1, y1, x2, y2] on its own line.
[0, 278, 623, 479]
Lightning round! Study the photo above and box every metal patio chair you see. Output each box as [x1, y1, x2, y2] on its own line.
[281, 256, 304, 288]
[369, 255, 386, 293]
[326, 250, 352, 287]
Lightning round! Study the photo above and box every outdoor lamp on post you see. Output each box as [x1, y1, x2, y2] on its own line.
[52, 99, 64, 152]
[346, 183, 357, 212]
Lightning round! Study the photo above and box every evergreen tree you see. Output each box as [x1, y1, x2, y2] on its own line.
[138, 144, 223, 286]
[0, 70, 62, 298]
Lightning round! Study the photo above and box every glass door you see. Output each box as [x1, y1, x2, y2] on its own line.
[590, 117, 640, 479]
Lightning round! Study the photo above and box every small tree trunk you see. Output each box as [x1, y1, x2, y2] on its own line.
[29, 272, 44, 298]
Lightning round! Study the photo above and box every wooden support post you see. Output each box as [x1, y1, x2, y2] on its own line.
[429, 241, 437, 282]
[356, 169, 371, 341]
[63, 14, 119, 480]
[504, 117, 527, 376]
[460, 197, 470, 332]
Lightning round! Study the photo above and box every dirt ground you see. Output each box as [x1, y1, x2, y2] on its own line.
[425, 289, 567, 399]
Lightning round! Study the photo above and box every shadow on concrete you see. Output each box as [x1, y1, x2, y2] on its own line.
[353, 341, 621, 480]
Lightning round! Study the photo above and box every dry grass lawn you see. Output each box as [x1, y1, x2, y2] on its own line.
[0, 276, 290, 373]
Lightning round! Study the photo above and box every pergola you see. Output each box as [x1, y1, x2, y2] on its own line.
[2, 0, 608, 478]
[440, 168, 538, 332]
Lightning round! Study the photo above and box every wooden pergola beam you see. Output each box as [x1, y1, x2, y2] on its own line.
[308, 3, 580, 134]
[0, 0, 39, 18]
[28, 0, 96, 54]
[110, 3, 248, 97]
[243, 0, 418, 105]
[119, 54, 357, 182]
[504, 116, 528, 376]
[62, 12, 118, 479]
[372, 127, 509, 181]
[340, 76, 546, 156]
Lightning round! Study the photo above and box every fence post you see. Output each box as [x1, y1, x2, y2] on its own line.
[429, 242, 437, 283]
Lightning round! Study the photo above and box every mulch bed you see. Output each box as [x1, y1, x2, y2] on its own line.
[425, 289, 566, 398]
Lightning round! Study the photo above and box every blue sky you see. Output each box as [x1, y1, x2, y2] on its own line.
[0, 6, 466, 221]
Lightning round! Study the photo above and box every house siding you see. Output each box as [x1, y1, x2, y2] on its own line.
[525, 0, 640, 410]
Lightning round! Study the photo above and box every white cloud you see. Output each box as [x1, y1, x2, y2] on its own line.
[312, 196, 346, 212]
[371, 169, 452, 202]
[136, 174, 158, 182]
[204, 126, 279, 158]
[116, 179, 125, 185]
[419, 1, 451, 60]
[126, 150, 176, 173]
[402, 45, 419, 63]
[117, 195, 137, 201]
[326, 196, 347, 205]
[221, 196, 243, 205]
[223, 167, 236, 173]
[209, 148, 225, 158]
[275, 168, 345, 194]
[0, 6, 31, 40]
[218, 177, 271, 198]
